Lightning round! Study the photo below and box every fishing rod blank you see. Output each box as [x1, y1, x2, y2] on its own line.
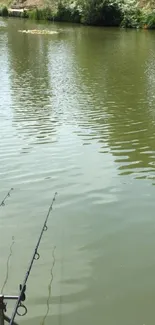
[9, 192, 57, 325]
[0, 188, 14, 207]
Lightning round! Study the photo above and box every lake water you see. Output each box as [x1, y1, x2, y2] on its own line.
[1, 17, 155, 325]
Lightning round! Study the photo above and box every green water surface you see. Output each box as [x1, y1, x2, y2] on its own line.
[0, 18, 155, 325]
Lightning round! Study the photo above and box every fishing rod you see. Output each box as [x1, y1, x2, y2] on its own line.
[9, 192, 57, 325]
[0, 188, 14, 207]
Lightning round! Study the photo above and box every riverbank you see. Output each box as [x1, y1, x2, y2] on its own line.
[1, 0, 155, 28]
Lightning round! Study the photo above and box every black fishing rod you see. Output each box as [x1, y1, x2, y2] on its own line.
[0, 188, 14, 207]
[9, 192, 57, 325]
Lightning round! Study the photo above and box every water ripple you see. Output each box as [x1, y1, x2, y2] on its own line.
[1, 20, 155, 325]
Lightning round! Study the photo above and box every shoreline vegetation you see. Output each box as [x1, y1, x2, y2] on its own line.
[0, 0, 155, 28]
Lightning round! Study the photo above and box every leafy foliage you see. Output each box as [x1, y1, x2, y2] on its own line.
[80, 0, 122, 25]
[142, 10, 155, 28]
[79, 0, 155, 27]
[28, 7, 53, 20]
[0, 6, 8, 16]
[1, 0, 155, 28]
[21, 9, 29, 18]
[55, 1, 80, 22]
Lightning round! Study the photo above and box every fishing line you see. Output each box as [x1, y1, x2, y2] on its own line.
[1, 236, 15, 294]
[41, 245, 56, 325]
[58, 226, 65, 325]
[9, 192, 57, 325]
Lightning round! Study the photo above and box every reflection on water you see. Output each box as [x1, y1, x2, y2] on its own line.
[1, 18, 155, 325]
[73, 29, 155, 179]
[8, 21, 59, 149]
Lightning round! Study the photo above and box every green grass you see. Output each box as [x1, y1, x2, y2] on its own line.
[27, 7, 53, 20]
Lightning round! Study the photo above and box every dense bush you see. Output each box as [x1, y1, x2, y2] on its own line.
[42, 7, 53, 20]
[21, 9, 29, 18]
[0, 6, 8, 17]
[80, 0, 122, 25]
[121, 8, 143, 27]
[55, 2, 81, 23]
[1, 0, 155, 29]
[28, 7, 53, 20]
[142, 11, 155, 29]
[55, 0, 155, 28]
[28, 8, 42, 19]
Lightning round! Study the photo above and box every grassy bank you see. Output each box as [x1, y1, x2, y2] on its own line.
[0, 0, 155, 29]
